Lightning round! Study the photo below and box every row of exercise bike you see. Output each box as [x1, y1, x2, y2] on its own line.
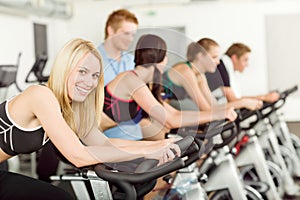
[1, 52, 299, 200]
[49, 84, 300, 200]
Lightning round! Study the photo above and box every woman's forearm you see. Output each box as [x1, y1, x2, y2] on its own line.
[108, 138, 160, 147]
[85, 145, 145, 164]
[86, 139, 173, 164]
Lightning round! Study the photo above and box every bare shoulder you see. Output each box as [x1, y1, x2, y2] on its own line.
[8, 85, 61, 123]
[22, 85, 60, 107]
[24, 85, 53, 97]
[119, 71, 145, 89]
[171, 63, 193, 83]
[173, 63, 192, 75]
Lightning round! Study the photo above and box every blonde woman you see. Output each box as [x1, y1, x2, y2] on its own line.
[0, 38, 180, 199]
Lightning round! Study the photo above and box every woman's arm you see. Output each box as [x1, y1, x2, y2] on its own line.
[132, 83, 237, 129]
[82, 127, 180, 165]
[28, 86, 178, 167]
[171, 65, 212, 111]
[198, 75, 219, 106]
[139, 118, 170, 140]
[242, 91, 280, 103]
[83, 127, 169, 147]
[221, 86, 277, 104]
[28, 86, 99, 167]
[222, 86, 239, 102]
[163, 101, 237, 125]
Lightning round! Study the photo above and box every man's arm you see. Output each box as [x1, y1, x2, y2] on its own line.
[223, 86, 279, 103]
[243, 91, 280, 103]
[222, 86, 239, 102]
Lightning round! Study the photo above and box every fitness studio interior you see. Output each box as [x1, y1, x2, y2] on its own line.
[1, 0, 300, 200]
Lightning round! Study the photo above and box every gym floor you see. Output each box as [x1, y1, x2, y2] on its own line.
[287, 122, 300, 138]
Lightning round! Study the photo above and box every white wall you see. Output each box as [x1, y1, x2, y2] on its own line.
[1, 0, 300, 120]
[0, 1, 121, 98]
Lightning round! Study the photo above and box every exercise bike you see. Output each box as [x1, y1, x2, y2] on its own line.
[51, 136, 201, 199]
[165, 119, 264, 200]
[253, 87, 300, 197]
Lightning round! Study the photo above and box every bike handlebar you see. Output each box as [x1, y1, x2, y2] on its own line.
[280, 85, 298, 99]
[197, 119, 235, 140]
[258, 85, 298, 118]
[93, 136, 198, 199]
[235, 108, 260, 130]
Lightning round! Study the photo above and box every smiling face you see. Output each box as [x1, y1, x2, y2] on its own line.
[108, 21, 137, 51]
[205, 45, 220, 73]
[194, 51, 217, 74]
[67, 53, 101, 102]
[207, 45, 220, 66]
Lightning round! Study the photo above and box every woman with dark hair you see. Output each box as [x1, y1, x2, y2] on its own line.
[101, 34, 237, 140]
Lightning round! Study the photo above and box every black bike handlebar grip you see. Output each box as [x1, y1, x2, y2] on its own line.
[271, 85, 297, 111]
[222, 120, 235, 131]
[134, 159, 159, 173]
[181, 140, 200, 158]
[237, 108, 257, 121]
[196, 120, 224, 140]
[174, 135, 194, 154]
[235, 108, 260, 130]
[134, 136, 194, 173]
[201, 120, 235, 139]
[269, 85, 297, 111]
[213, 127, 239, 149]
[261, 101, 274, 110]
[94, 158, 184, 184]
[94, 158, 184, 200]
[281, 85, 298, 99]
[260, 101, 276, 119]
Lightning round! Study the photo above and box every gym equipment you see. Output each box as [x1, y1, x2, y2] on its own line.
[25, 54, 49, 83]
[51, 136, 199, 199]
[168, 120, 264, 200]
[267, 86, 300, 178]
[199, 121, 263, 200]
[234, 108, 282, 199]
[0, 52, 22, 97]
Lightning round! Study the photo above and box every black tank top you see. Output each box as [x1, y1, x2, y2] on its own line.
[205, 59, 230, 91]
[103, 71, 143, 123]
[0, 99, 48, 156]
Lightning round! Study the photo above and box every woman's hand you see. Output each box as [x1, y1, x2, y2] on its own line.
[212, 106, 238, 122]
[242, 98, 263, 110]
[144, 139, 181, 166]
[224, 107, 238, 121]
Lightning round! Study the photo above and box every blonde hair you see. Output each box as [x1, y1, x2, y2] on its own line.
[47, 38, 104, 139]
[197, 38, 219, 52]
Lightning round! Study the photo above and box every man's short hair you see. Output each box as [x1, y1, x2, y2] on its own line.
[105, 9, 138, 39]
[225, 43, 251, 58]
